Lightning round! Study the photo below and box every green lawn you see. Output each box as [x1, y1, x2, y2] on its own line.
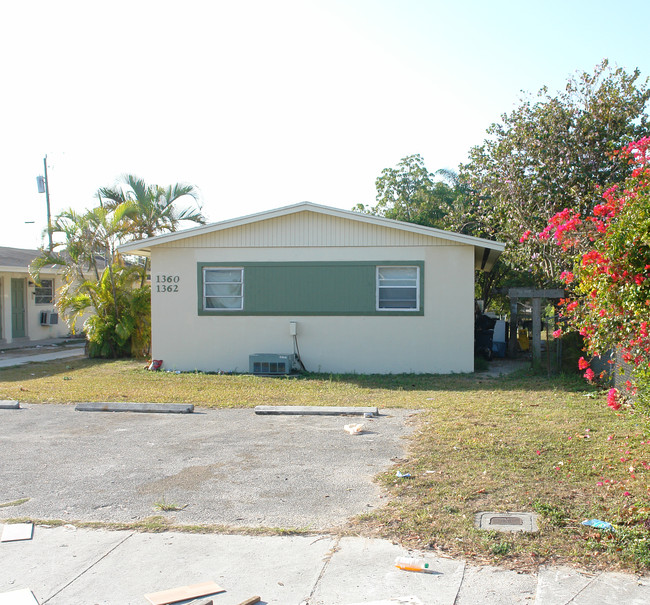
[1, 358, 649, 571]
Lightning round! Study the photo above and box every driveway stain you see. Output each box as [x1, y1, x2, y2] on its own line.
[137, 463, 225, 494]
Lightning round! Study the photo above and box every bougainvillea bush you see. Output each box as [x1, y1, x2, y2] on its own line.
[522, 137, 650, 409]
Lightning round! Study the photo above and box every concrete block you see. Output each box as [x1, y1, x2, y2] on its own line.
[254, 405, 378, 416]
[0, 400, 19, 409]
[75, 402, 194, 414]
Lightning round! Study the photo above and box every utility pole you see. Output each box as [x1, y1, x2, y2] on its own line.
[37, 155, 54, 252]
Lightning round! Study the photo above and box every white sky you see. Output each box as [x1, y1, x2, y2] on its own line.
[2, 0, 649, 249]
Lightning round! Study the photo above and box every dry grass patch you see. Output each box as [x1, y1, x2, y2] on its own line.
[0, 357, 503, 407]
[351, 374, 650, 572]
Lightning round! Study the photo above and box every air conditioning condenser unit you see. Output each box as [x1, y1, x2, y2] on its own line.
[249, 354, 295, 375]
[40, 311, 59, 326]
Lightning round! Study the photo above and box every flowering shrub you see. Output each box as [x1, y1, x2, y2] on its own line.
[526, 137, 650, 409]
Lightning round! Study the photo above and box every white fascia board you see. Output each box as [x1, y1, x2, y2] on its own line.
[117, 201, 506, 256]
[0, 266, 61, 275]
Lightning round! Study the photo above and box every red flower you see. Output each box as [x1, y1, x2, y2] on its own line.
[584, 368, 595, 382]
[578, 357, 590, 370]
[519, 230, 532, 243]
[607, 388, 621, 410]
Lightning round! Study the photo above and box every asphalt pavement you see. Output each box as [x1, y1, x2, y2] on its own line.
[0, 404, 413, 528]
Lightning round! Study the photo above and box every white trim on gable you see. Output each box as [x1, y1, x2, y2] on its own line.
[118, 202, 505, 271]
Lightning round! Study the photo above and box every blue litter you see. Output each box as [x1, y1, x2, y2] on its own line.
[582, 519, 614, 530]
[396, 471, 412, 478]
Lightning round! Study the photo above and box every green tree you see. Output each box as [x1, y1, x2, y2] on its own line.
[461, 60, 649, 284]
[99, 174, 206, 286]
[355, 154, 456, 228]
[356, 155, 510, 311]
[30, 176, 205, 358]
[98, 174, 204, 238]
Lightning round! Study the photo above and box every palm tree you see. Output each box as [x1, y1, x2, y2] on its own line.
[30, 175, 204, 358]
[99, 175, 206, 286]
[98, 174, 206, 239]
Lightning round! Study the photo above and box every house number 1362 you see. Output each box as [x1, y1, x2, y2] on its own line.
[155, 274, 180, 293]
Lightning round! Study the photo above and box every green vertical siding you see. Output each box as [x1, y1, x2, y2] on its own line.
[197, 261, 424, 316]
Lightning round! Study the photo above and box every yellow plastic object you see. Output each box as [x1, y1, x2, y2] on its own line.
[518, 328, 530, 351]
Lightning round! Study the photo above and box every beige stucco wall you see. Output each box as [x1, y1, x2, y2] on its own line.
[0, 272, 70, 343]
[149, 242, 476, 374]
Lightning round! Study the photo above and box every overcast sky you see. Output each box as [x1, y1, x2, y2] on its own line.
[2, 0, 649, 249]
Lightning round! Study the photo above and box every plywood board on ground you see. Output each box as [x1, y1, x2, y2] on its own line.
[144, 581, 224, 605]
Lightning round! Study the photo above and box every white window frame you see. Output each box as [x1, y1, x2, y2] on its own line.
[34, 278, 54, 305]
[376, 265, 420, 312]
[203, 267, 244, 311]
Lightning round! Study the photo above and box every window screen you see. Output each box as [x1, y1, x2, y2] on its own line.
[35, 279, 54, 304]
[377, 266, 419, 310]
[203, 268, 243, 310]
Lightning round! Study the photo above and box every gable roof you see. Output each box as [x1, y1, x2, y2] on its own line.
[118, 202, 505, 271]
[0, 246, 61, 275]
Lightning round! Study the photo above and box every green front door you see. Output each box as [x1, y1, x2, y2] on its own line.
[11, 278, 26, 338]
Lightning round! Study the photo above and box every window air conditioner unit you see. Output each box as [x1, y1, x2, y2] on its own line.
[249, 353, 295, 375]
[40, 311, 59, 326]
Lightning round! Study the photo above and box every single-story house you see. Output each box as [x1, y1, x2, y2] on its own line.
[119, 202, 505, 374]
[0, 247, 70, 344]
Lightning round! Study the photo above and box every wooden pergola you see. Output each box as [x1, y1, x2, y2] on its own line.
[507, 288, 564, 365]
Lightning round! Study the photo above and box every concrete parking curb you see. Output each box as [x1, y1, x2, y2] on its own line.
[254, 405, 378, 416]
[75, 402, 194, 414]
[0, 400, 20, 409]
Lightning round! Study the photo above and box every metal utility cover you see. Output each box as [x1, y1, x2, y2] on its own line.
[475, 512, 538, 532]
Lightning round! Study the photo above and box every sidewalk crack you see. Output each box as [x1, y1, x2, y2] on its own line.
[560, 571, 602, 605]
[451, 560, 467, 605]
[41, 531, 134, 604]
[303, 535, 341, 605]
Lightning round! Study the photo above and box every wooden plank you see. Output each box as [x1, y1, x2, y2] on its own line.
[507, 288, 564, 299]
[531, 298, 542, 366]
[144, 581, 224, 605]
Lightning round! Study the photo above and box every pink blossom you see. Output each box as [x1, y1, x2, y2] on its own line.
[607, 388, 621, 410]
[519, 230, 532, 243]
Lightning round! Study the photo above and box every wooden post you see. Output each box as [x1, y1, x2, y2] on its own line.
[508, 297, 518, 356]
[531, 297, 542, 368]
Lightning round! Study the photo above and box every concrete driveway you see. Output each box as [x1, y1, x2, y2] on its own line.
[0, 404, 415, 530]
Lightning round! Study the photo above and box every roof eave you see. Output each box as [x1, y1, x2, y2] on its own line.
[117, 202, 506, 256]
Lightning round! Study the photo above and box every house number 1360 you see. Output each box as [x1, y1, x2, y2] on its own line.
[155, 274, 180, 293]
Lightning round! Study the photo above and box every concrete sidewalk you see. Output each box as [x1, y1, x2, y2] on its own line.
[1, 525, 649, 605]
[0, 339, 85, 368]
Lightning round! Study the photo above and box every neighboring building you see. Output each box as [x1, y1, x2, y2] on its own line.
[0, 247, 70, 344]
[119, 203, 505, 374]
